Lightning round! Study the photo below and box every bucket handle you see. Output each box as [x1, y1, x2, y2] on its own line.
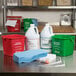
[70, 36, 75, 43]
[3, 38, 7, 41]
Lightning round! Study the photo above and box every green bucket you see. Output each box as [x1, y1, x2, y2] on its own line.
[23, 18, 33, 32]
[51, 35, 75, 56]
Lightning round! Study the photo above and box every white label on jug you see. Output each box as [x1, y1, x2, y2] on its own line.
[41, 37, 51, 49]
[41, 48, 51, 53]
[27, 39, 40, 50]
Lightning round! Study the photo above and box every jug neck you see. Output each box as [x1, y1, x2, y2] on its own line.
[30, 24, 39, 34]
[30, 24, 35, 27]
[45, 23, 53, 34]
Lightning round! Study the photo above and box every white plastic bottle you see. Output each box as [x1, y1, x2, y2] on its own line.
[25, 24, 40, 50]
[40, 23, 54, 53]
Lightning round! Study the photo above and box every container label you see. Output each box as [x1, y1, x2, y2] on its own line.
[27, 38, 40, 50]
[41, 48, 51, 53]
[41, 37, 51, 49]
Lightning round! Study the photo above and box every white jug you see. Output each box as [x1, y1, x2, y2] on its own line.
[40, 23, 54, 53]
[25, 24, 40, 50]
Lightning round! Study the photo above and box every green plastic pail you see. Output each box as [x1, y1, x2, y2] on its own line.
[51, 35, 75, 56]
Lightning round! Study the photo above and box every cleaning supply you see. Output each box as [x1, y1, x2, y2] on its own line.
[23, 18, 33, 32]
[52, 35, 75, 56]
[25, 24, 40, 50]
[2, 34, 26, 56]
[40, 23, 54, 53]
[38, 54, 56, 64]
[5, 19, 21, 32]
[13, 49, 47, 63]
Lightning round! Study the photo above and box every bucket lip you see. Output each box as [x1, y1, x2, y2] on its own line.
[52, 35, 75, 40]
[1, 34, 26, 39]
[7, 19, 21, 21]
[7, 16, 22, 18]
[23, 18, 32, 20]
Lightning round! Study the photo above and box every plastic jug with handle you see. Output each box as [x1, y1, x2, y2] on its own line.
[40, 23, 54, 53]
[25, 24, 40, 50]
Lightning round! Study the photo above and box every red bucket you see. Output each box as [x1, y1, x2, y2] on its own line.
[6, 19, 21, 32]
[2, 34, 26, 56]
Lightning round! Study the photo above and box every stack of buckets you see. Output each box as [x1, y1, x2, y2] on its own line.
[6, 17, 38, 33]
[2, 23, 75, 57]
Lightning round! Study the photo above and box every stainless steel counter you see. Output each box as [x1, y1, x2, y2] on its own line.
[0, 51, 76, 73]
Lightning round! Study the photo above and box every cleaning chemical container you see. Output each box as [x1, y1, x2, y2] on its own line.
[2, 34, 26, 56]
[51, 35, 75, 56]
[23, 18, 33, 32]
[25, 24, 40, 50]
[40, 23, 54, 53]
[6, 19, 21, 32]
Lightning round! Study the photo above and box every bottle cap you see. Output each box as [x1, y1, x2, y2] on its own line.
[46, 23, 50, 26]
[30, 24, 35, 27]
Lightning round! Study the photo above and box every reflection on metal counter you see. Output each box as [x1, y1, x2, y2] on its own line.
[3, 55, 18, 71]
[1, 51, 76, 73]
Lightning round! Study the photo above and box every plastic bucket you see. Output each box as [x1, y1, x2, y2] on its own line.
[2, 34, 26, 56]
[23, 18, 33, 32]
[6, 19, 21, 32]
[51, 35, 75, 56]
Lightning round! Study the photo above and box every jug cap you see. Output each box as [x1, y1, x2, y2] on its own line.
[46, 23, 50, 26]
[30, 24, 35, 27]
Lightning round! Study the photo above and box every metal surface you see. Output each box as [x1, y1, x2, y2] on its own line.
[3, 0, 7, 30]
[0, 0, 3, 27]
[6, 6, 74, 10]
[0, 51, 76, 73]
[72, 9, 75, 27]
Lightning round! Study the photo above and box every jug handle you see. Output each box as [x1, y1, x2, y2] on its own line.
[50, 26, 53, 34]
[48, 26, 53, 34]
[34, 26, 39, 34]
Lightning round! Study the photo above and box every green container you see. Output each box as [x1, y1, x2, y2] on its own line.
[51, 35, 75, 56]
[23, 18, 33, 32]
